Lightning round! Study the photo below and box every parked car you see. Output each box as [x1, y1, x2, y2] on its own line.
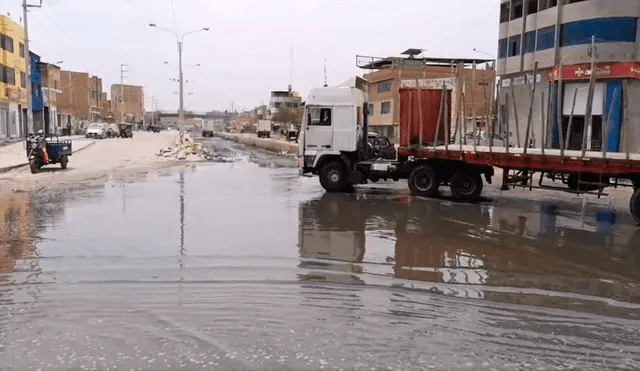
[86, 123, 106, 139]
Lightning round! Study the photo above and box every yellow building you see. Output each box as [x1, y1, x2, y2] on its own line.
[0, 15, 27, 139]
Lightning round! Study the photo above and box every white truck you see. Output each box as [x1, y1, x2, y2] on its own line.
[202, 119, 215, 137]
[256, 120, 271, 138]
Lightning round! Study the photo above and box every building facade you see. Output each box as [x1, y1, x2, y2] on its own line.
[269, 90, 301, 114]
[0, 15, 27, 139]
[58, 71, 104, 127]
[30, 52, 44, 132]
[358, 54, 495, 140]
[40, 62, 62, 133]
[497, 0, 640, 152]
[111, 84, 144, 123]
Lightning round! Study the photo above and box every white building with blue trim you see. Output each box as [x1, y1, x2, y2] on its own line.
[496, 0, 640, 153]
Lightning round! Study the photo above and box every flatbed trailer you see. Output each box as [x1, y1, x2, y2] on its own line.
[299, 71, 640, 224]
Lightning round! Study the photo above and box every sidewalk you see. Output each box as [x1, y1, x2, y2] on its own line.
[0, 137, 95, 173]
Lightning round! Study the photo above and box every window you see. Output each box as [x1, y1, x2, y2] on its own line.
[536, 25, 556, 51]
[524, 30, 537, 53]
[499, 2, 511, 23]
[0, 35, 14, 53]
[19, 43, 24, 58]
[508, 35, 521, 57]
[380, 101, 391, 115]
[308, 107, 332, 126]
[511, 0, 523, 20]
[527, 0, 538, 15]
[561, 17, 637, 47]
[498, 38, 508, 59]
[539, 0, 558, 11]
[367, 103, 374, 115]
[20, 72, 25, 88]
[377, 80, 392, 93]
[1, 65, 16, 85]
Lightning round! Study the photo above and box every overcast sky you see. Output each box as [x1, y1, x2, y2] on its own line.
[3, 0, 499, 112]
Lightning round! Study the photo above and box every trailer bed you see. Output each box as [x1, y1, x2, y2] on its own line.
[398, 145, 640, 177]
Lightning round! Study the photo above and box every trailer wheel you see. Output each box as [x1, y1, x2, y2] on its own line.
[408, 165, 439, 198]
[631, 188, 640, 225]
[319, 161, 350, 193]
[450, 171, 483, 201]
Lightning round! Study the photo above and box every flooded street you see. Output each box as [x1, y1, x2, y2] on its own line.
[1, 137, 640, 371]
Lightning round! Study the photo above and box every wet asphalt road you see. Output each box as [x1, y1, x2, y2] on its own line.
[1, 137, 640, 371]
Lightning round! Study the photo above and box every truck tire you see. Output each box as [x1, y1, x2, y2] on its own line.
[631, 188, 640, 225]
[319, 161, 350, 192]
[450, 171, 483, 201]
[408, 165, 439, 198]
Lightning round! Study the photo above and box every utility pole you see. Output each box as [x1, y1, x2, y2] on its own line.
[22, 0, 42, 135]
[178, 41, 185, 142]
[120, 64, 128, 123]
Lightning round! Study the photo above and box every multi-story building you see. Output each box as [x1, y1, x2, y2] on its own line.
[58, 71, 104, 127]
[357, 51, 495, 140]
[111, 84, 144, 123]
[39, 62, 62, 133]
[497, 0, 640, 152]
[0, 15, 27, 139]
[269, 89, 301, 114]
[30, 52, 44, 132]
[89, 76, 103, 122]
[100, 92, 111, 118]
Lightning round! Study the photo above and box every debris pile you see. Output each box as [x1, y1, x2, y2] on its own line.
[157, 134, 214, 161]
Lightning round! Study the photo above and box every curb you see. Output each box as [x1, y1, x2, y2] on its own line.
[0, 140, 97, 174]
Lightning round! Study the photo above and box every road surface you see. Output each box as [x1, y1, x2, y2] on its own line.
[0, 137, 639, 371]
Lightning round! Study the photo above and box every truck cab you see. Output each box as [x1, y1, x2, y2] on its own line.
[298, 86, 367, 189]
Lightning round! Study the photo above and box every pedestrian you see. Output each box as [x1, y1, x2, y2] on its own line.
[67, 122, 72, 136]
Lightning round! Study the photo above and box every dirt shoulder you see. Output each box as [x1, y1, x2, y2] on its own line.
[0, 132, 183, 195]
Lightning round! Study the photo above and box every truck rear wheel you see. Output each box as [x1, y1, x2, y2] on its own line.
[408, 165, 439, 198]
[631, 188, 640, 225]
[319, 161, 350, 192]
[450, 171, 483, 201]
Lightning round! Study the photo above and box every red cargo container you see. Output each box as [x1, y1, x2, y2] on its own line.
[399, 88, 451, 147]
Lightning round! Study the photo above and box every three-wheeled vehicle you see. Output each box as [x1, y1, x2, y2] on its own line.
[119, 123, 133, 138]
[26, 132, 73, 174]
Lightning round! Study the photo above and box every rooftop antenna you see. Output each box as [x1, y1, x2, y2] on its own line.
[323, 58, 328, 87]
[288, 45, 293, 93]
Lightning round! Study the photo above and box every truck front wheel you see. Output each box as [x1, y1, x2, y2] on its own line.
[408, 165, 439, 198]
[319, 161, 350, 192]
[450, 171, 483, 201]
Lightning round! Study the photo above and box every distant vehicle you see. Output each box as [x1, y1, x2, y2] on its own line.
[26, 132, 73, 174]
[257, 120, 271, 138]
[86, 123, 106, 139]
[367, 132, 396, 160]
[202, 119, 215, 137]
[106, 123, 120, 138]
[119, 123, 133, 138]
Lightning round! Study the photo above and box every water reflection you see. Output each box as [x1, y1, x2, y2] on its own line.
[0, 192, 36, 280]
[298, 193, 640, 317]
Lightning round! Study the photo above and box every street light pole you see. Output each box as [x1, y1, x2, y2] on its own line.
[178, 41, 184, 142]
[22, 0, 42, 135]
[149, 23, 208, 143]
